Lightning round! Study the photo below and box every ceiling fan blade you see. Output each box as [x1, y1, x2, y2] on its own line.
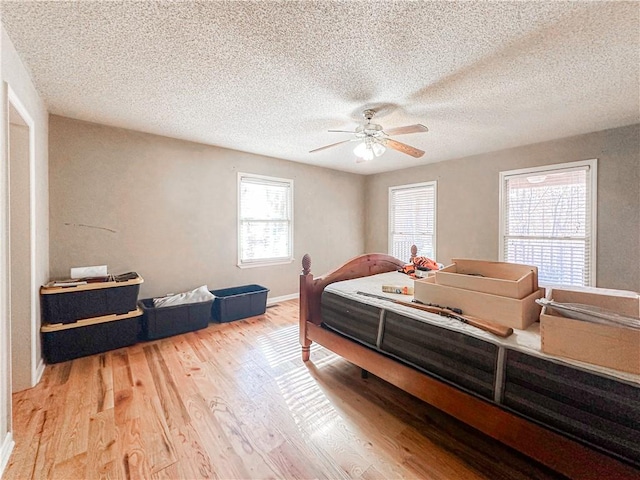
[385, 138, 425, 158]
[384, 124, 429, 136]
[309, 139, 353, 153]
[327, 129, 356, 133]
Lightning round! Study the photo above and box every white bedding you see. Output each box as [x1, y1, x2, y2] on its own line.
[153, 285, 215, 308]
[325, 271, 640, 385]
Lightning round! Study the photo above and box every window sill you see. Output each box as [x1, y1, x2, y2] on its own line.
[237, 258, 295, 269]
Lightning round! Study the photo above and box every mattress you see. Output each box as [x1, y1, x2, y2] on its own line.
[321, 271, 640, 466]
[503, 350, 640, 465]
[382, 311, 498, 399]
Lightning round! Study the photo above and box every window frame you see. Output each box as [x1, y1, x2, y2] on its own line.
[388, 181, 437, 261]
[498, 159, 597, 287]
[237, 172, 294, 268]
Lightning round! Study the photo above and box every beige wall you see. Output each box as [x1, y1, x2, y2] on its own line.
[366, 124, 640, 291]
[0, 22, 49, 473]
[49, 116, 365, 299]
[50, 118, 639, 299]
[9, 122, 30, 393]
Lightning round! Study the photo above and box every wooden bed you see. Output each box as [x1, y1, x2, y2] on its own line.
[298, 250, 639, 480]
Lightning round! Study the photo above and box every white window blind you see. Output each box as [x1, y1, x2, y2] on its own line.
[500, 160, 597, 286]
[238, 173, 293, 267]
[389, 182, 437, 262]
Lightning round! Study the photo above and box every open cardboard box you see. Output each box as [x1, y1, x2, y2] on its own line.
[540, 287, 640, 374]
[435, 259, 538, 299]
[414, 276, 544, 329]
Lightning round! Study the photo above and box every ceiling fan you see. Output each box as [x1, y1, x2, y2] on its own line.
[310, 109, 428, 162]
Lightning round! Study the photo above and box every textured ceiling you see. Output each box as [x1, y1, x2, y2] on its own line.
[1, 1, 638, 174]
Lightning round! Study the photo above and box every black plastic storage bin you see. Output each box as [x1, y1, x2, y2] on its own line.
[138, 298, 213, 340]
[41, 308, 142, 363]
[210, 284, 269, 323]
[41, 276, 143, 324]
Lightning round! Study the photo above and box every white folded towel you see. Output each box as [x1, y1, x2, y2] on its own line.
[153, 285, 215, 308]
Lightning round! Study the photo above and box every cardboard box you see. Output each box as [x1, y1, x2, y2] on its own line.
[414, 276, 544, 329]
[540, 287, 640, 374]
[435, 259, 537, 299]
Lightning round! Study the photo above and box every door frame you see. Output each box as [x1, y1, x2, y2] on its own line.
[7, 85, 40, 387]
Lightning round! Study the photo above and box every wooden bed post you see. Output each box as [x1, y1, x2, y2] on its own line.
[410, 244, 417, 262]
[299, 253, 313, 361]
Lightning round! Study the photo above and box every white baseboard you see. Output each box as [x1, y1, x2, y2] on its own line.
[267, 293, 299, 306]
[0, 432, 15, 478]
[34, 357, 45, 386]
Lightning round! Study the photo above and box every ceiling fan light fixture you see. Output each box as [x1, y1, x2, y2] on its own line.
[353, 141, 374, 161]
[372, 142, 386, 157]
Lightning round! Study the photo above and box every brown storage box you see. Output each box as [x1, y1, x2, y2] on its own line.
[435, 259, 537, 299]
[540, 287, 640, 374]
[414, 276, 544, 329]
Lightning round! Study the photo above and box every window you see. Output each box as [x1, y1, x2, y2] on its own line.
[389, 181, 437, 261]
[238, 173, 293, 267]
[499, 159, 597, 287]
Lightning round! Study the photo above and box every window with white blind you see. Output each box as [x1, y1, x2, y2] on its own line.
[238, 173, 293, 268]
[389, 181, 437, 262]
[499, 160, 597, 287]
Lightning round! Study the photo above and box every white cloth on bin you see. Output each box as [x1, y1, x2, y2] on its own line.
[153, 285, 215, 308]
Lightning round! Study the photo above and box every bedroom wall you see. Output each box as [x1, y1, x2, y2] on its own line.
[9, 122, 30, 393]
[0, 22, 50, 475]
[365, 124, 640, 292]
[49, 115, 365, 300]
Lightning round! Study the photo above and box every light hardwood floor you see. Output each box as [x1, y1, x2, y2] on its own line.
[3, 300, 565, 479]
